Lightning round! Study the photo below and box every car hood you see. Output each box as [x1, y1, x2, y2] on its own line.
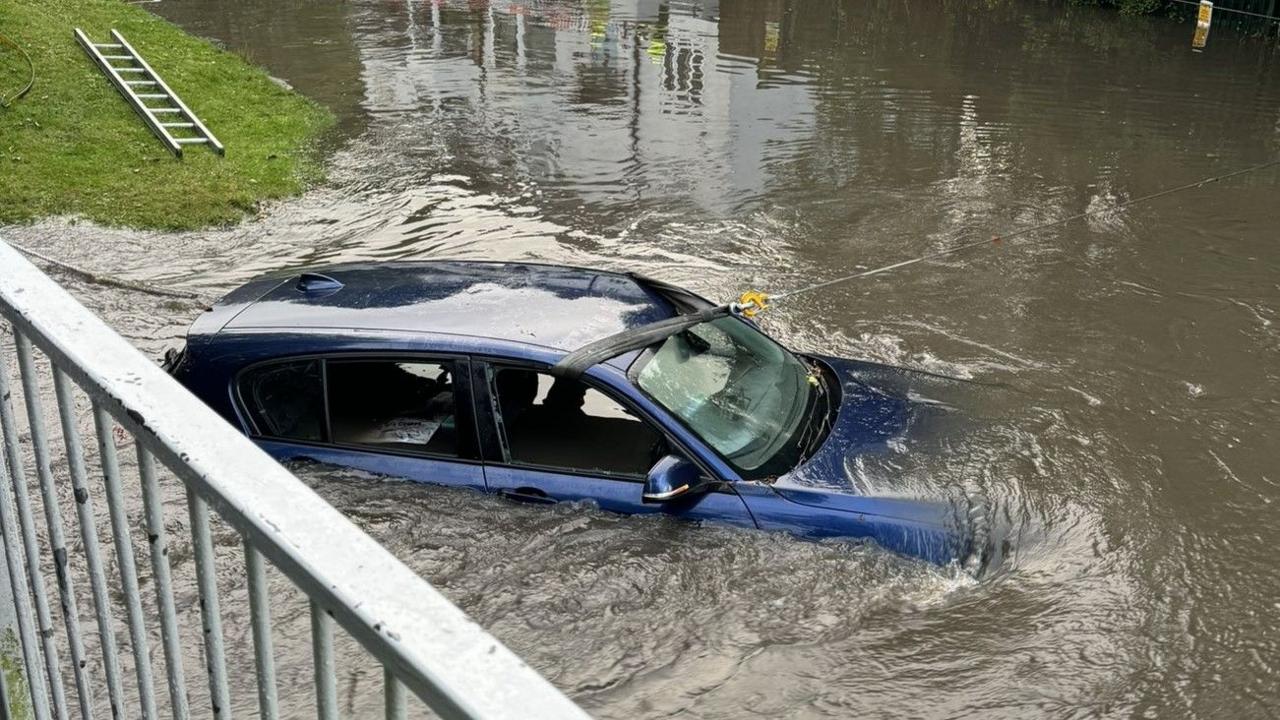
[773, 355, 983, 563]
[779, 355, 945, 493]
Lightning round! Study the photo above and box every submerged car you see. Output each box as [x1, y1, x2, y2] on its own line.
[168, 261, 987, 568]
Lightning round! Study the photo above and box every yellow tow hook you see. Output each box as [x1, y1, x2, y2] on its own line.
[733, 290, 770, 318]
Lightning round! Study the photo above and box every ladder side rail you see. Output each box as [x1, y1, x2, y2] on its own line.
[111, 30, 224, 155]
[74, 29, 183, 157]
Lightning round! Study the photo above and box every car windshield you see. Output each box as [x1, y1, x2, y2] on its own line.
[633, 316, 815, 479]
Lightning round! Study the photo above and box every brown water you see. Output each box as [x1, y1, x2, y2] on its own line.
[6, 0, 1280, 717]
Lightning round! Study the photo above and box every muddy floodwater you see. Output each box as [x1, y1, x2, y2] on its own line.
[6, 0, 1280, 717]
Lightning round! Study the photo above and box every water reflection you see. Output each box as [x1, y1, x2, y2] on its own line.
[359, 0, 817, 215]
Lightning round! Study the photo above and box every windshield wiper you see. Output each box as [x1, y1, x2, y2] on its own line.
[794, 361, 833, 467]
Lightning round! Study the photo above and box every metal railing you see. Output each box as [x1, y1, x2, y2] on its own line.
[0, 239, 592, 720]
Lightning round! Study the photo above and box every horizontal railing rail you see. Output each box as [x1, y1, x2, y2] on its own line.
[0, 238, 591, 720]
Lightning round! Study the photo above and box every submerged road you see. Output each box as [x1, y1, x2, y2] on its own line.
[6, 0, 1280, 717]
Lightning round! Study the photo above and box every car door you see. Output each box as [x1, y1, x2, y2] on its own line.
[237, 355, 486, 491]
[471, 361, 757, 528]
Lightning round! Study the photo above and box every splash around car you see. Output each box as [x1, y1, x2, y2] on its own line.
[167, 261, 990, 569]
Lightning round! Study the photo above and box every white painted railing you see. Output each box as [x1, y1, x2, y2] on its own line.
[0, 239, 591, 720]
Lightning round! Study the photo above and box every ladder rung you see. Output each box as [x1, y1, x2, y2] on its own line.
[80, 29, 222, 156]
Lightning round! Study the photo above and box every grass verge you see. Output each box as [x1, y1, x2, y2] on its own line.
[0, 628, 30, 720]
[0, 0, 334, 230]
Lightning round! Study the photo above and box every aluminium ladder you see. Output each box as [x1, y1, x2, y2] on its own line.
[75, 28, 224, 157]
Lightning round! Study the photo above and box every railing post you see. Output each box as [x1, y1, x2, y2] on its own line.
[137, 445, 190, 720]
[311, 602, 338, 720]
[384, 667, 406, 720]
[92, 404, 158, 720]
[186, 493, 231, 719]
[244, 544, 279, 720]
[0, 492, 38, 720]
[50, 369, 126, 719]
[12, 335, 94, 720]
[0, 340, 56, 720]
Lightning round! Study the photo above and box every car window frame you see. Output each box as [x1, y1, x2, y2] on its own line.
[233, 352, 482, 463]
[474, 359, 728, 486]
[235, 355, 327, 443]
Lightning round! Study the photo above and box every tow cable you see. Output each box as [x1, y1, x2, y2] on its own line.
[728, 157, 1280, 319]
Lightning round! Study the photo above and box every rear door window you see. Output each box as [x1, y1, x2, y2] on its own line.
[489, 368, 663, 477]
[327, 360, 460, 457]
[240, 360, 324, 441]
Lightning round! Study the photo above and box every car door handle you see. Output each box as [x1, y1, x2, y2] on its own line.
[498, 488, 557, 505]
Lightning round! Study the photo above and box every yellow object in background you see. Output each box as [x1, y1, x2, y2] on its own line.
[764, 21, 780, 55]
[1192, 0, 1213, 51]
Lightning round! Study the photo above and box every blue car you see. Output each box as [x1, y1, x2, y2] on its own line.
[168, 261, 987, 568]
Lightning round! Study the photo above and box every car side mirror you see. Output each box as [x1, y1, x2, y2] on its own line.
[642, 455, 711, 503]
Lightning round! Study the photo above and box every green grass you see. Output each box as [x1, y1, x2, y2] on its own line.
[0, 0, 334, 230]
[0, 629, 30, 720]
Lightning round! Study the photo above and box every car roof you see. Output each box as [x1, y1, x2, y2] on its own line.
[203, 261, 685, 353]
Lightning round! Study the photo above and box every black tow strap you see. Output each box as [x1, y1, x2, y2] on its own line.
[551, 305, 732, 380]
